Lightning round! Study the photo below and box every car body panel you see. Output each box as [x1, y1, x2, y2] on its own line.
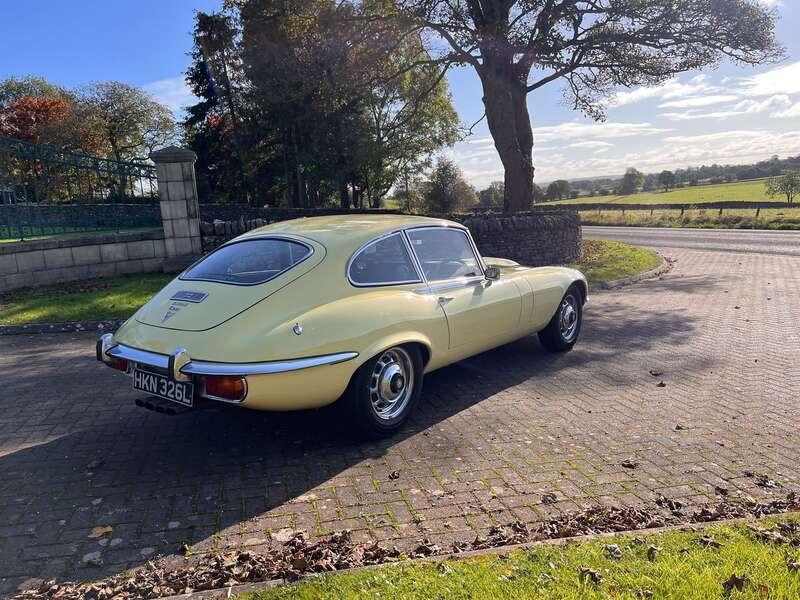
[106, 215, 587, 411]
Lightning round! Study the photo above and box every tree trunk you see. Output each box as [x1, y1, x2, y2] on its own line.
[479, 65, 534, 213]
[339, 180, 350, 209]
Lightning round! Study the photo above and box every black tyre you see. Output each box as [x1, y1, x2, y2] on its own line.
[538, 285, 583, 352]
[341, 345, 424, 438]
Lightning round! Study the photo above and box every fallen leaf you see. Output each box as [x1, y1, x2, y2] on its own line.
[88, 526, 113, 539]
[437, 562, 453, 575]
[646, 545, 661, 561]
[579, 566, 603, 585]
[698, 535, 721, 549]
[723, 573, 748, 593]
[605, 544, 623, 559]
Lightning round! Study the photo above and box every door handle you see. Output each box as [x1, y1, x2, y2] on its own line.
[438, 296, 454, 305]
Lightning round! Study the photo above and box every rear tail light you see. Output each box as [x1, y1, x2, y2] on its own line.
[109, 357, 129, 372]
[200, 375, 246, 402]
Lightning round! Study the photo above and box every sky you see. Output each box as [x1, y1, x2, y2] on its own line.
[1, 0, 799, 188]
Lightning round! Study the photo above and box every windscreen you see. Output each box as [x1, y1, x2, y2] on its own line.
[182, 238, 312, 285]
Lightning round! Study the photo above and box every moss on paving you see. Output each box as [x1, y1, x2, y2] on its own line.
[246, 517, 800, 600]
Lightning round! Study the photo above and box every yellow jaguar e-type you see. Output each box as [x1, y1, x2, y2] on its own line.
[97, 215, 587, 436]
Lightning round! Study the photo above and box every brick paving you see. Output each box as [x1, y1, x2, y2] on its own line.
[1, 246, 799, 593]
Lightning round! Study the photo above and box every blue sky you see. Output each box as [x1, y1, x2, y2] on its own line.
[2, 0, 798, 186]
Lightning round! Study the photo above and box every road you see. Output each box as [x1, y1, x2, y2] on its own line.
[584, 225, 800, 256]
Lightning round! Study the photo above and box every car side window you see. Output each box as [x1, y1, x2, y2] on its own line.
[348, 232, 421, 286]
[406, 228, 482, 281]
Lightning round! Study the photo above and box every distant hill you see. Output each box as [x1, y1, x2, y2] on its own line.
[541, 155, 800, 195]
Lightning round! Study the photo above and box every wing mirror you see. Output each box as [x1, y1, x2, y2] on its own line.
[484, 265, 501, 281]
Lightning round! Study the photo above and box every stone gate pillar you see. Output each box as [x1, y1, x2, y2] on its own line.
[150, 146, 203, 271]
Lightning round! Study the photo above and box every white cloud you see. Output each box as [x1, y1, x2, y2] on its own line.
[144, 76, 197, 114]
[609, 77, 719, 107]
[533, 121, 671, 142]
[567, 141, 614, 149]
[773, 103, 800, 118]
[738, 62, 800, 97]
[659, 95, 739, 109]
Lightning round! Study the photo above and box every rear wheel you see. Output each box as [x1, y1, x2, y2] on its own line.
[538, 285, 583, 352]
[341, 345, 423, 438]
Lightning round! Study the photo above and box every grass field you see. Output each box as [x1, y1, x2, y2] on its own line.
[553, 179, 777, 205]
[246, 516, 800, 600]
[0, 273, 172, 326]
[580, 207, 800, 230]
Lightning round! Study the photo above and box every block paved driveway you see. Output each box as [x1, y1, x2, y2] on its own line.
[1, 237, 799, 593]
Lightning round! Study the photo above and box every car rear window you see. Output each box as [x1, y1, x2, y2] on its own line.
[182, 238, 312, 285]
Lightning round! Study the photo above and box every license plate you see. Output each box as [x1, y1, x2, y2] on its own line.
[132, 369, 193, 407]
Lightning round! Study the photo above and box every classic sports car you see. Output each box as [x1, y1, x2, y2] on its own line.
[97, 215, 587, 437]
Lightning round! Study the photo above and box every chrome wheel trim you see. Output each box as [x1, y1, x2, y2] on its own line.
[559, 294, 579, 343]
[369, 347, 414, 421]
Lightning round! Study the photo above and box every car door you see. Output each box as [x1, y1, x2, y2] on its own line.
[406, 227, 522, 350]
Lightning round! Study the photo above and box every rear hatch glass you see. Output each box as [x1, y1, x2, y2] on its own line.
[135, 237, 322, 331]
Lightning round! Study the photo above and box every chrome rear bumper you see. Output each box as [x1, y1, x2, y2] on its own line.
[97, 334, 358, 378]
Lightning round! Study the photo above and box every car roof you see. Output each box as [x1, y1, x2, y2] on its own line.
[236, 214, 467, 254]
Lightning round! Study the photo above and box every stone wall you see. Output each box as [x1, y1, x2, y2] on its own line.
[451, 211, 582, 266]
[199, 209, 582, 267]
[0, 229, 166, 293]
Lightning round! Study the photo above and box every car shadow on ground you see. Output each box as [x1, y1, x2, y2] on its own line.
[0, 297, 706, 591]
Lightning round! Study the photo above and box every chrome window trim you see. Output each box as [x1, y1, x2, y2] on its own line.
[415, 276, 485, 294]
[179, 236, 315, 287]
[346, 230, 424, 288]
[105, 343, 359, 376]
[404, 225, 486, 285]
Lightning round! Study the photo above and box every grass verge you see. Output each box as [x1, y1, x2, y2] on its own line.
[0, 273, 172, 326]
[569, 240, 662, 285]
[579, 207, 800, 230]
[246, 517, 800, 600]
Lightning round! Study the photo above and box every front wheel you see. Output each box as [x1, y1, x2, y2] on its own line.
[538, 286, 583, 352]
[340, 345, 423, 438]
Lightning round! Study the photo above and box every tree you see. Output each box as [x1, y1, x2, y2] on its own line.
[394, 0, 782, 212]
[620, 168, 644, 195]
[532, 182, 544, 203]
[423, 157, 477, 213]
[0, 76, 67, 107]
[658, 170, 676, 192]
[0, 96, 70, 142]
[545, 179, 570, 201]
[78, 82, 177, 163]
[766, 172, 800, 205]
[642, 173, 657, 192]
[478, 181, 504, 210]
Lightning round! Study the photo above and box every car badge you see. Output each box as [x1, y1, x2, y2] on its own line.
[161, 302, 185, 323]
[170, 290, 208, 303]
